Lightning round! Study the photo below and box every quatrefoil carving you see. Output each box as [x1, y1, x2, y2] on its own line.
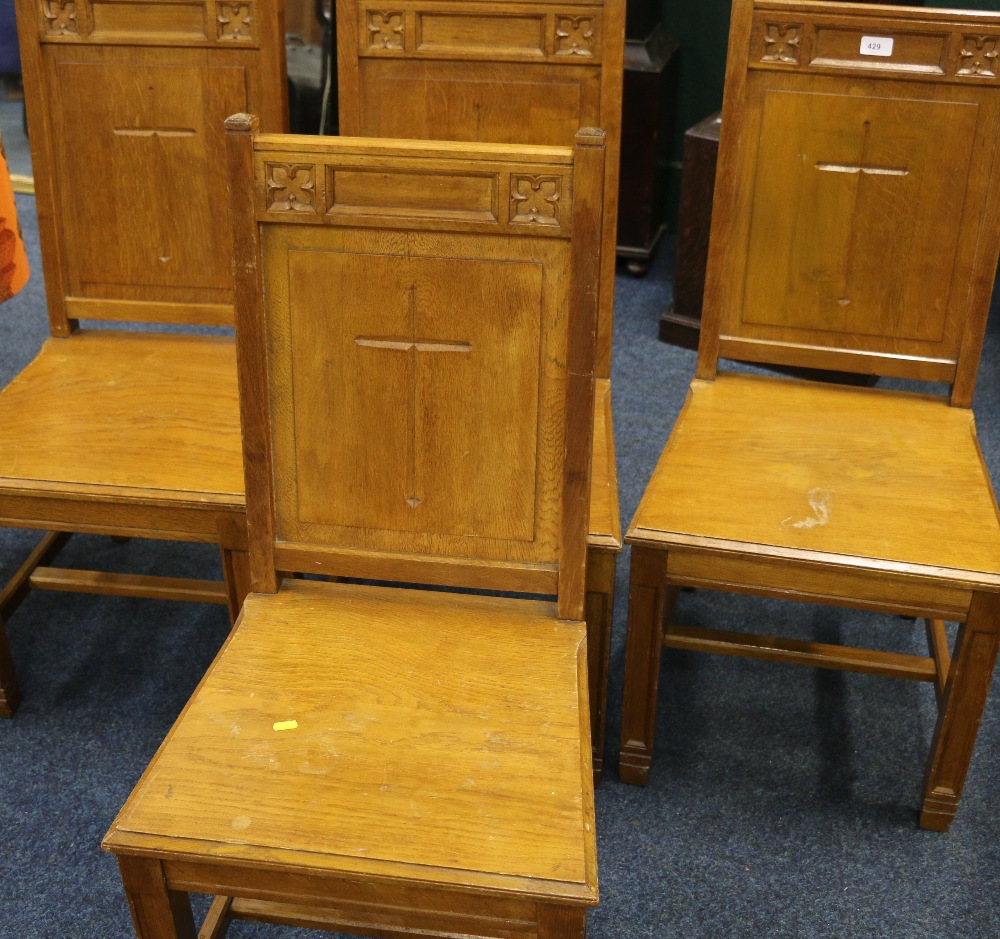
[510, 175, 561, 227]
[958, 35, 999, 77]
[42, 0, 78, 36]
[368, 11, 405, 50]
[762, 23, 801, 65]
[218, 2, 253, 40]
[555, 16, 594, 56]
[266, 164, 316, 213]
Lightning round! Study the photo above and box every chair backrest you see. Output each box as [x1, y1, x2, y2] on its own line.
[226, 119, 606, 620]
[335, 0, 624, 377]
[14, 0, 287, 334]
[699, 0, 1000, 406]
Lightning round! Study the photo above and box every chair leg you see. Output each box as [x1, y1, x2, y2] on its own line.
[585, 546, 616, 784]
[619, 546, 669, 785]
[920, 590, 1000, 832]
[117, 855, 197, 939]
[0, 616, 22, 717]
[219, 547, 252, 627]
[537, 905, 587, 938]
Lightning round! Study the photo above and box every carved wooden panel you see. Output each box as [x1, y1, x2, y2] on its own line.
[337, 0, 625, 377]
[251, 141, 575, 233]
[51, 56, 247, 303]
[34, 0, 261, 45]
[287, 248, 541, 540]
[263, 227, 570, 565]
[741, 90, 977, 345]
[355, 3, 602, 63]
[750, 10, 1000, 84]
[17, 0, 286, 330]
[701, 1, 1000, 385]
[356, 61, 599, 147]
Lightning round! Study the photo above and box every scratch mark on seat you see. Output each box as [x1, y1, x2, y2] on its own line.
[781, 488, 833, 530]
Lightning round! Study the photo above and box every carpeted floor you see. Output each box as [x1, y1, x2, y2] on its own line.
[2, 90, 1000, 937]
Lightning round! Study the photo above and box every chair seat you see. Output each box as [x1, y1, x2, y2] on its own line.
[0, 330, 244, 503]
[104, 579, 598, 904]
[629, 372, 1000, 584]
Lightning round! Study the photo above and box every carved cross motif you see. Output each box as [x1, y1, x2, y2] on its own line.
[814, 121, 909, 305]
[958, 35, 999, 77]
[42, 0, 78, 36]
[217, 2, 253, 41]
[762, 24, 801, 65]
[510, 175, 561, 227]
[555, 16, 595, 56]
[266, 164, 316, 213]
[111, 119, 198, 266]
[354, 286, 472, 508]
[368, 11, 405, 50]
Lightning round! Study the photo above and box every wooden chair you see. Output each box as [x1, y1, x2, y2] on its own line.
[102, 121, 605, 938]
[336, 0, 625, 777]
[619, 0, 1000, 833]
[0, 0, 287, 715]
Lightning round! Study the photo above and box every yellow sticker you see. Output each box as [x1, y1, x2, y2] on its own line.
[272, 720, 298, 732]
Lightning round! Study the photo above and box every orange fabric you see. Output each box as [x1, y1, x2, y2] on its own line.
[0, 130, 30, 304]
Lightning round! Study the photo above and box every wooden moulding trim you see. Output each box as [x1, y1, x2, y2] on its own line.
[587, 532, 622, 551]
[756, 1, 1000, 27]
[664, 623, 938, 682]
[254, 134, 574, 164]
[717, 337, 957, 385]
[63, 297, 234, 327]
[0, 496, 245, 544]
[273, 542, 560, 595]
[0, 478, 243, 506]
[109, 846, 599, 905]
[626, 529, 1000, 593]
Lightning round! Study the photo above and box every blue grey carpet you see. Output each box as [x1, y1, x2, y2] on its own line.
[2, 99, 1000, 935]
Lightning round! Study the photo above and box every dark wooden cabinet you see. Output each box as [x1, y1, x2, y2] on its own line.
[615, 23, 678, 274]
[659, 111, 720, 345]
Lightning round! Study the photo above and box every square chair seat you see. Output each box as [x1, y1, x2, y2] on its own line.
[628, 373, 1000, 587]
[104, 580, 598, 904]
[0, 330, 244, 504]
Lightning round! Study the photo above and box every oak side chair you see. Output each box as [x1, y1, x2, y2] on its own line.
[337, 0, 626, 778]
[102, 120, 605, 938]
[0, 0, 287, 715]
[619, 0, 1000, 833]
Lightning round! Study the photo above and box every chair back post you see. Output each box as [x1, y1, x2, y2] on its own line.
[695, 0, 1000, 396]
[695, 0, 757, 382]
[226, 113, 280, 595]
[951, 126, 1000, 408]
[559, 127, 606, 621]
